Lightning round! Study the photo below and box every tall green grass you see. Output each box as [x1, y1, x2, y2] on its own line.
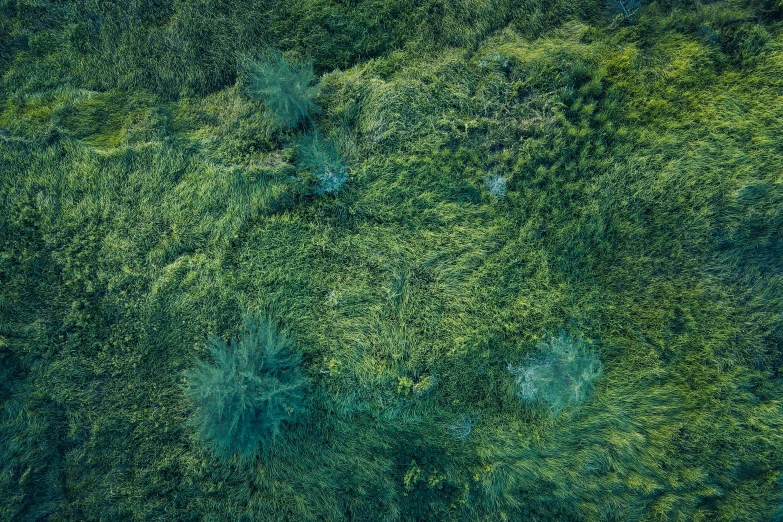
[1, 0, 782, 520]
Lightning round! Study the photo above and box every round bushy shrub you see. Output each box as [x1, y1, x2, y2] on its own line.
[247, 53, 321, 131]
[182, 314, 308, 460]
[508, 331, 602, 416]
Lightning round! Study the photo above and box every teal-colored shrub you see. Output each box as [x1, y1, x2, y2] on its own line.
[247, 53, 321, 131]
[293, 132, 348, 195]
[484, 173, 507, 198]
[182, 314, 308, 461]
[508, 331, 602, 416]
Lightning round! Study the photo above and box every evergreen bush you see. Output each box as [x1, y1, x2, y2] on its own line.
[182, 314, 308, 461]
[247, 53, 321, 131]
[508, 331, 602, 416]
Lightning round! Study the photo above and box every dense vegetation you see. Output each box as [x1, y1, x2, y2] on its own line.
[2, 0, 782, 520]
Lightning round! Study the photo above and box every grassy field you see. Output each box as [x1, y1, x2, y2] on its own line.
[2, 0, 783, 520]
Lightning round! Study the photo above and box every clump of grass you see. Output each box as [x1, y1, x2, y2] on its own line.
[292, 131, 348, 195]
[719, 180, 783, 280]
[446, 413, 473, 440]
[508, 331, 603, 416]
[484, 173, 507, 198]
[182, 313, 308, 461]
[246, 53, 321, 131]
[608, 0, 644, 25]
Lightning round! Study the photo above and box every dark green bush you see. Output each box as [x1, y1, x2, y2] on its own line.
[246, 53, 321, 131]
[182, 314, 308, 461]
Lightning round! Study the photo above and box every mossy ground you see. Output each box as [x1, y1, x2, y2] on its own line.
[1, 0, 782, 520]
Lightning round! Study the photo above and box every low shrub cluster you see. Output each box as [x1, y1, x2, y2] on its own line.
[246, 53, 349, 195]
